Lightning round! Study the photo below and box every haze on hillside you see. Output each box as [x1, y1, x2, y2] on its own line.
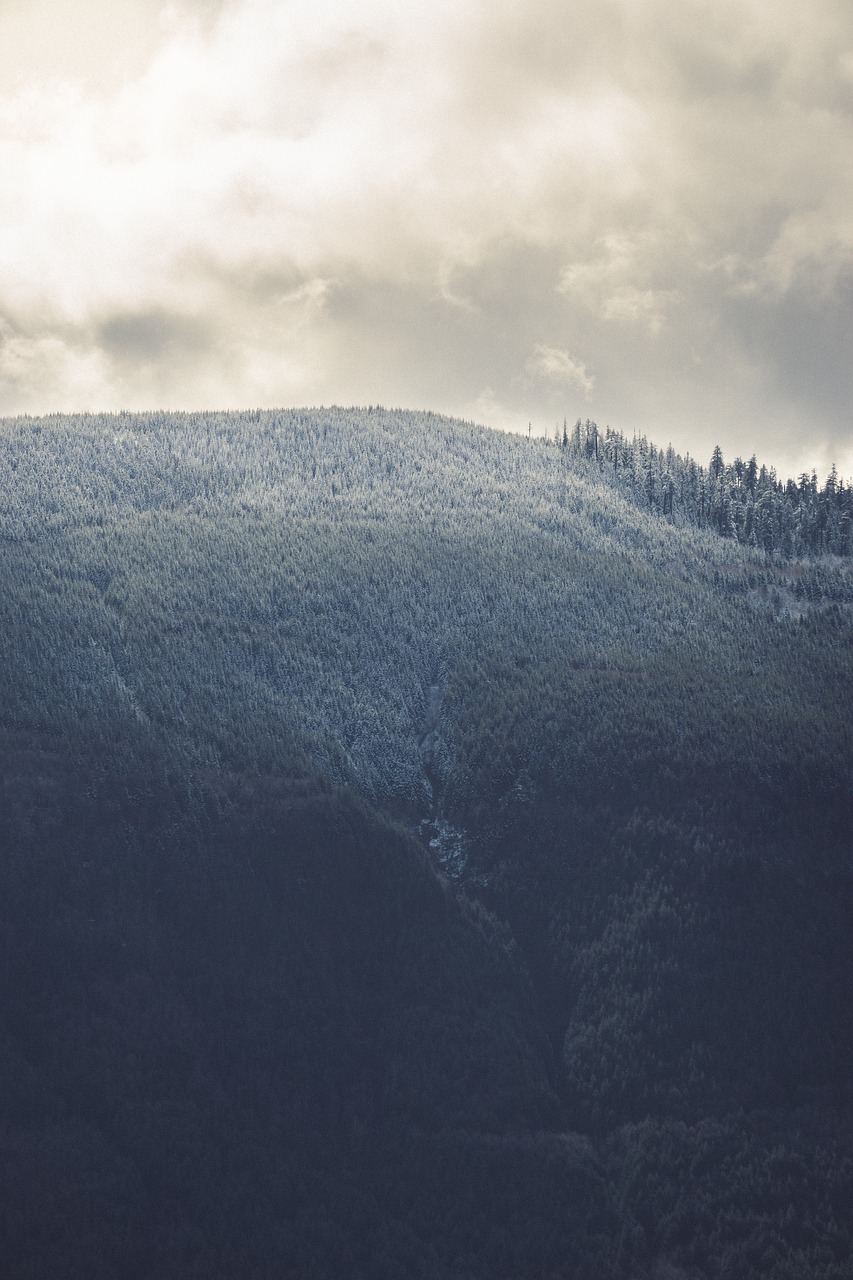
[1, 0, 852, 480]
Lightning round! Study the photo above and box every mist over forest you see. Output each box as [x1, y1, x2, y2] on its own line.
[1, 407, 852, 1279]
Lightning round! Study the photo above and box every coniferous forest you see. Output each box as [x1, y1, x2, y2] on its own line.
[1, 407, 852, 1279]
[563, 418, 853, 559]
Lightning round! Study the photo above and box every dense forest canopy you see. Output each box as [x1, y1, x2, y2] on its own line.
[561, 416, 853, 558]
[1, 407, 851, 1279]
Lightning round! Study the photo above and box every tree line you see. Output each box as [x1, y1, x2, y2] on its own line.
[561, 417, 852, 557]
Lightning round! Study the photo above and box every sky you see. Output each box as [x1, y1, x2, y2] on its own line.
[1, 0, 852, 479]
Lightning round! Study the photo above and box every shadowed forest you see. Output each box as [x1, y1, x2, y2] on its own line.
[1, 407, 851, 1279]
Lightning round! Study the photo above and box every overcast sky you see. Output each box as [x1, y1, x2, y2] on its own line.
[1, 0, 852, 477]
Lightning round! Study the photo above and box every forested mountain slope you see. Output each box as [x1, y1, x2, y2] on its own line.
[1, 407, 852, 1279]
[562, 416, 853, 557]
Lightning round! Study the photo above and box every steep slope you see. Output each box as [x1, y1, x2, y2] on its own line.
[1, 407, 852, 1278]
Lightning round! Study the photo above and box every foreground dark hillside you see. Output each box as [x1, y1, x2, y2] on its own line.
[1, 738, 582, 1279]
[1, 408, 852, 1278]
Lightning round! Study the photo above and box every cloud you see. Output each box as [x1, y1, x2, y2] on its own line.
[96, 308, 213, 365]
[525, 345, 595, 396]
[0, 319, 109, 413]
[559, 234, 678, 335]
[0, 0, 851, 476]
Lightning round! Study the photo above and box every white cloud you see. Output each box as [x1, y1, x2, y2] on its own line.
[0, 0, 851, 476]
[559, 234, 679, 334]
[525, 345, 595, 396]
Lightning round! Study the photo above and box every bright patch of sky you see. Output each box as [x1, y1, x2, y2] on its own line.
[1, 0, 852, 478]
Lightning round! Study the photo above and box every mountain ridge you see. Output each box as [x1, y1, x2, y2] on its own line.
[1, 407, 852, 1278]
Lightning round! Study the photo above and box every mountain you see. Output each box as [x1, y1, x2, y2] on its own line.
[1, 407, 852, 1279]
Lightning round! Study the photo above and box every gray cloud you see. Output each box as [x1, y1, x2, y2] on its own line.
[0, 0, 851, 477]
[97, 308, 213, 366]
